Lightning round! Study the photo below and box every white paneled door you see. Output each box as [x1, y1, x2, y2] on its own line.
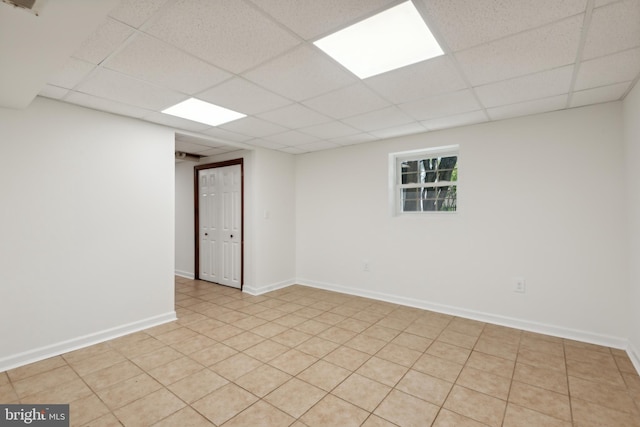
[198, 164, 242, 288]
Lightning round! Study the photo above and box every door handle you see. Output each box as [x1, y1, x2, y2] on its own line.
[230, 234, 234, 238]
[204, 233, 208, 236]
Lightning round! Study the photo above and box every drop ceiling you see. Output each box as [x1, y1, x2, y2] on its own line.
[3, 0, 640, 155]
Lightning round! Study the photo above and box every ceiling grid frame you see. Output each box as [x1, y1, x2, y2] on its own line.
[1, 0, 638, 155]
[566, 0, 597, 108]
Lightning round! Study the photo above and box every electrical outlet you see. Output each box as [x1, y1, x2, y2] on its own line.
[363, 260, 370, 272]
[514, 277, 526, 293]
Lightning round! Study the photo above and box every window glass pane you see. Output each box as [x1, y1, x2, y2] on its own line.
[402, 172, 418, 184]
[420, 187, 438, 211]
[437, 156, 457, 182]
[401, 160, 419, 184]
[402, 188, 420, 211]
[418, 186, 457, 212]
[439, 156, 457, 168]
[420, 158, 437, 183]
[439, 185, 457, 211]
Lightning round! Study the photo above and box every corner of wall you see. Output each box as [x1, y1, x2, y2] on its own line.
[175, 270, 195, 280]
[243, 279, 296, 296]
[623, 82, 640, 372]
[628, 341, 640, 375]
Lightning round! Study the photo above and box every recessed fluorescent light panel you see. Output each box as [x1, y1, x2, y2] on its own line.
[162, 98, 246, 127]
[314, 1, 443, 79]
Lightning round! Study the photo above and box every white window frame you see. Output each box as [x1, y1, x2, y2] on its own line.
[389, 145, 459, 216]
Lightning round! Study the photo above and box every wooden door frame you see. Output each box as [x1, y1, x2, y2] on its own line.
[194, 158, 244, 290]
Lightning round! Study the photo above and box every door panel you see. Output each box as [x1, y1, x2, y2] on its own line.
[198, 164, 241, 288]
[199, 169, 218, 283]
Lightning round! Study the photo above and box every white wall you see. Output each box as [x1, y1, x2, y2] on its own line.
[0, 97, 175, 370]
[175, 161, 195, 278]
[251, 148, 296, 292]
[296, 103, 628, 346]
[623, 83, 640, 366]
[175, 147, 296, 292]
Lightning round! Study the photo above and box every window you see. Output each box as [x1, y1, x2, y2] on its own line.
[391, 146, 458, 214]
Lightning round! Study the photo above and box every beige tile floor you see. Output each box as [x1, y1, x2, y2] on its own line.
[2, 276, 640, 426]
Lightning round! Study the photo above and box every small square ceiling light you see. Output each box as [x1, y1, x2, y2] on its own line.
[162, 98, 246, 126]
[314, 1, 443, 79]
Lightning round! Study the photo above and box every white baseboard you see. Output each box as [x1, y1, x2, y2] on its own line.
[296, 278, 629, 350]
[628, 341, 640, 375]
[243, 279, 296, 296]
[175, 270, 195, 280]
[0, 312, 177, 372]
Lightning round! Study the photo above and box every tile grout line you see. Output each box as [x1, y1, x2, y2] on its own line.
[5, 277, 640, 426]
[564, 340, 575, 426]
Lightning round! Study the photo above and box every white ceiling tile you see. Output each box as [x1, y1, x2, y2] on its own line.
[249, 0, 397, 40]
[75, 68, 185, 110]
[302, 83, 390, 119]
[244, 45, 358, 101]
[0, 0, 118, 109]
[219, 116, 289, 138]
[176, 134, 224, 147]
[299, 121, 360, 139]
[46, 58, 95, 89]
[456, 15, 582, 86]
[399, 89, 481, 121]
[576, 48, 640, 90]
[143, 112, 212, 132]
[263, 130, 320, 146]
[175, 140, 213, 153]
[257, 103, 331, 128]
[570, 82, 631, 107]
[13, 0, 640, 156]
[198, 77, 292, 115]
[176, 134, 227, 147]
[330, 133, 378, 146]
[295, 140, 342, 152]
[279, 146, 308, 154]
[487, 95, 568, 121]
[108, 0, 170, 28]
[72, 18, 134, 65]
[201, 127, 254, 143]
[475, 66, 573, 108]
[104, 34, 231, 95]
[594, 0, 619, 6]
[583, 0, 640, 60]
[364, 56, 467, 104]
[38, 85, 69, 100]
[422, 110, 488, 131]
[342, 106, 416, 132]
[369, 122, 428, 139]
[246, 139, 288, 150]
[64, 91, 153, 118]
[420, 0, 587, 51]
[145, 0, 301, 73]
